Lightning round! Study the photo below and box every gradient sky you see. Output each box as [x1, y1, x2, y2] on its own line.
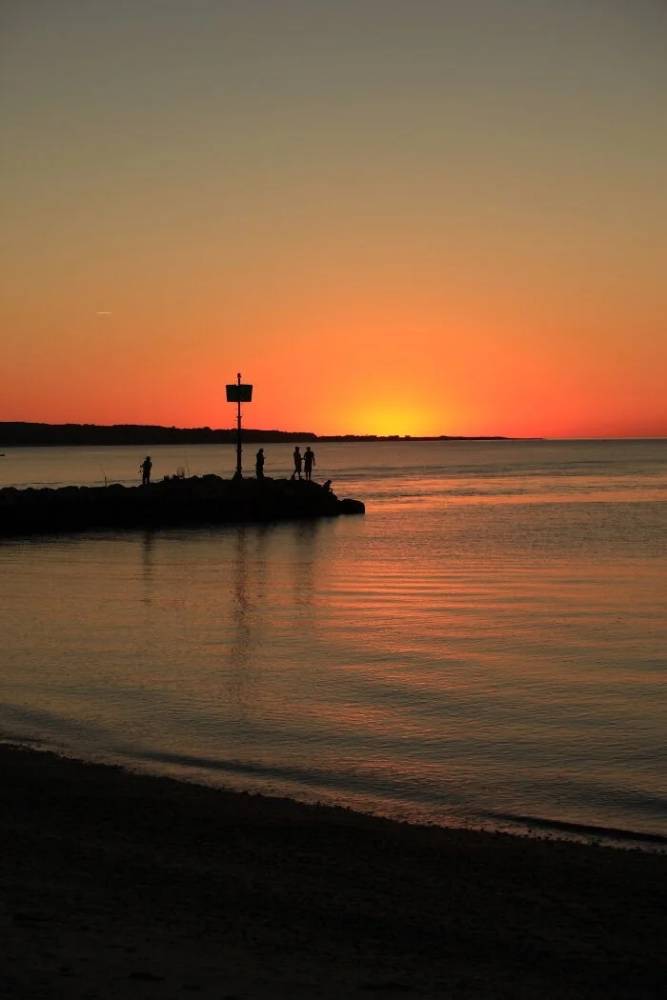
[2, 0, 666, 436]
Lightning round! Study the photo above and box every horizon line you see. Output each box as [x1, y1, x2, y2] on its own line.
[1, 420, 666, 442]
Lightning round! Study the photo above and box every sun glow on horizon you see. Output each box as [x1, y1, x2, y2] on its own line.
[343, 400, 444, 438]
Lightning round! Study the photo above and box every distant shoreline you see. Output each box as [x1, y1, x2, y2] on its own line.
[0, 421, 516, 447]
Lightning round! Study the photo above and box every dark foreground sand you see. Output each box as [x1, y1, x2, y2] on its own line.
[1, 746, 665, 999]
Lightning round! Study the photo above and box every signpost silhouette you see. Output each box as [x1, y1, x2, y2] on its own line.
[225, 373, 253, 479]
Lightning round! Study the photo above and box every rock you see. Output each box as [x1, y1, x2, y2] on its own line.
[339, 498, 366, 515]
[0, 477, 365, 536]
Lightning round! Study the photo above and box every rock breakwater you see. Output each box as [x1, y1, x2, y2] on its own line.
[0, 476, 365, 536]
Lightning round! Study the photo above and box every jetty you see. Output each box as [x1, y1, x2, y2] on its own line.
[0, 476, 365, 537]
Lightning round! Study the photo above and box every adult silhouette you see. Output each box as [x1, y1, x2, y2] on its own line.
[292, 446, 302, 480]
[140, 456, 152, 486]
[255, 448, 265, 480]
[303, 446, 316, 481]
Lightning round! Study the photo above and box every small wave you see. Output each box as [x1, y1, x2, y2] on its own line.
[485, 811, 667, 846]
[129, 747, 423, 800]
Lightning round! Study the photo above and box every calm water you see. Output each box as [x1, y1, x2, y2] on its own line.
[1, 440, 666, 845]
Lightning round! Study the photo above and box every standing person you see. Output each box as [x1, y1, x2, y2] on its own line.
[140, 455, 152, 486]
[255, 448, 265, 480]
[303, 446, 316, 481]
[292, 446, 302, 480]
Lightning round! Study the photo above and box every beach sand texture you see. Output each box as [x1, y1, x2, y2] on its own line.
[1, 745, 665, 999]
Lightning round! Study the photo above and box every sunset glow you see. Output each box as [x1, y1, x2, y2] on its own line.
[2, 1, 666, 437]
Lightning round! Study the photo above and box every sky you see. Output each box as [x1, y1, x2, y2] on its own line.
[2, 0, 666, 437]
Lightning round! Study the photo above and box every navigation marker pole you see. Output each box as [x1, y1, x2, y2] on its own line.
[226, 373, 253, 479]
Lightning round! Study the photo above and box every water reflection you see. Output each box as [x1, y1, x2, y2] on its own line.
[289, 519, 322, 609]
[229, 525, 251, 674]
[141, 531, 155, 605]
[222, 524, 275, 717]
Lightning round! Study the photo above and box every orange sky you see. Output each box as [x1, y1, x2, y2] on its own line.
[2, 1, 666, 437]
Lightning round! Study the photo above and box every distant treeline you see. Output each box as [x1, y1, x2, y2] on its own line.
[0, 423, 316, 446]
[0, 422, 509, 446]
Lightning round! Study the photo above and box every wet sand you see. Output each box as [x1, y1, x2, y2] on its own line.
[1, 745, 664, 999]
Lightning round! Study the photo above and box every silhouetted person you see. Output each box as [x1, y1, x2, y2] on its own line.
[292, 446, 302, 480]
[303, 446, 315, 481]
[323, 479, 332, 493]
[256, 448, 265, 480]
[140, 455, 152, 486]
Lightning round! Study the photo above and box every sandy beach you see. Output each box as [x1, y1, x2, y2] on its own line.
[0, 745, 664, 999]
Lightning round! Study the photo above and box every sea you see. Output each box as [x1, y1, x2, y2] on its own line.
[1, 439, 665, 847]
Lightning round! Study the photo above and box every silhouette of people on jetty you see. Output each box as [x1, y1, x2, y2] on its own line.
[303, 446, 316, 481]
[256, 448, 265, 480]
[140, 456, 152, 486]
[292, 446, 302, 480]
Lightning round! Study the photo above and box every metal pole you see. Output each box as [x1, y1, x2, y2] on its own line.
[235, 371, 242, 478]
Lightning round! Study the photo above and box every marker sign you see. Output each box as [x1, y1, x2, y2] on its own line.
[226, 384, 253, 403]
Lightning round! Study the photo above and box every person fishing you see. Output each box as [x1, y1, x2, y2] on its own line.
[140, 455, 152, 486]
[303, 446, 316, 481]
[256, 448, 265, 480]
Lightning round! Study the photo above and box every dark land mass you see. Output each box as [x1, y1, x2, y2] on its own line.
[0, 475, 364, 536]
[0, 745, 664, 999]
[0, 422, 317, 446]
[0, 422, 513, 447]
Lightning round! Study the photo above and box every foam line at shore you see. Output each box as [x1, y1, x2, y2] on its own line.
[485, 811, 667, 847]
[4, 735, 665, 854]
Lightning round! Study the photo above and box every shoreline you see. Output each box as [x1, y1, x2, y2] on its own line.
[6, 737, 665, 854]
[0, 422, 515, 447]
[17, 739, 667, 855]
[1, 744, 665, 998]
